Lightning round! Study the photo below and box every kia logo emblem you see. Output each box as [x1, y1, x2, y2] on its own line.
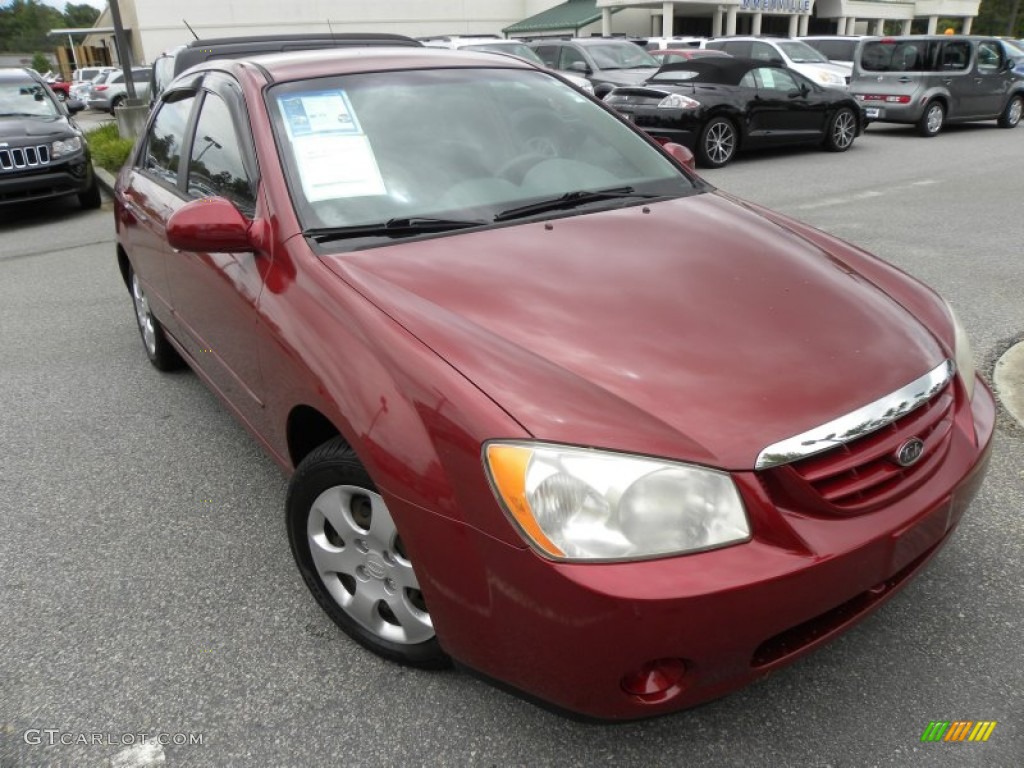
[896, 437, 925, 467]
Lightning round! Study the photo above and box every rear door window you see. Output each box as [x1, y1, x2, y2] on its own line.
[860, 40, 938, 72]
[140, 93, 197, 187]
[533, 45, 559, 68]
[939, 41, 971, 71]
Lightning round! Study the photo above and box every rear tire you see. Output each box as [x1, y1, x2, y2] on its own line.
[824, 107, 857, 152]
[916, 101, 944, 137]
[697, 117, 737, 168]
[110, 95, 125, 114]
[998, 94, 1022, 128]
[129, 266, 184, 371]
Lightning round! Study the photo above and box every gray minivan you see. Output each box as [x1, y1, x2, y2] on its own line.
[850, 35, 1024, 136]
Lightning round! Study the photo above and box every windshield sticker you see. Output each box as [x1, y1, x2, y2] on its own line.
[292, 133, 386, 201]
[279, 90, 361, 137]
[278, 90, 386, 201]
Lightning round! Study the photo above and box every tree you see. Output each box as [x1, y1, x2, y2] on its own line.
[63, 3, 101, 30]
[30, 50, 50, 72]
[0, 1, 65, 53]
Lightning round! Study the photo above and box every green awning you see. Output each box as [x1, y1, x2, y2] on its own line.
[503, 0, 618, 36]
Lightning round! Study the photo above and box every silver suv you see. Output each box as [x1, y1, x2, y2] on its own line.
[703, 37, 851, 88]
[850, 35, 1024, 136]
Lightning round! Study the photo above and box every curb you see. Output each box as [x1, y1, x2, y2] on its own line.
[95, 166, 117, 198]
[994, 342, 1024, 429]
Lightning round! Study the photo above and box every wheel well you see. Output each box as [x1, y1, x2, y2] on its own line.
[116, 244, 131, 289]
[287, 405, 344, 468]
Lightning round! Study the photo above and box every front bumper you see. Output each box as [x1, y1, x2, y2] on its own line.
[0, 155, 94, 206]
[394, 378, 995, 720]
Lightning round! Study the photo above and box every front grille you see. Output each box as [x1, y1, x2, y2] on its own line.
[0, 145, 51, 172]
[761, 383, 955, 515]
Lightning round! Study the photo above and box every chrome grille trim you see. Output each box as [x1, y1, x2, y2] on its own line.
[0, 145, 51, 171]
[755, 359, 955, 470]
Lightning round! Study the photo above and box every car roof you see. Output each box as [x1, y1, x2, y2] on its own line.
[170, 32, 422, 78]
[199, 47, 537, 82]
[0, 67, 41, 83]
[654, 56, 772, 85]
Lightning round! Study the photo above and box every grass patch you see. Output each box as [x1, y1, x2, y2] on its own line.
[85, 123, 135, 173]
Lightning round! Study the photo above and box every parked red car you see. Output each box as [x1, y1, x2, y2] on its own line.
[113, 48, 994, 720]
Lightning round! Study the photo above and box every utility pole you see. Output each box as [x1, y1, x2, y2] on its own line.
[109, 0, 137, 101]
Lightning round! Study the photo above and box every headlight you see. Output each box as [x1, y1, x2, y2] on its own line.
[484, 442, 750, 561]
[51, 136, 83, 158]
[658, 93, 700, 109]
[945, 301, 976, 400]
[815, 71, 844, 85]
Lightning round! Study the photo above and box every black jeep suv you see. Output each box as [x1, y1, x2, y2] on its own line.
[0, 68, 100, 209]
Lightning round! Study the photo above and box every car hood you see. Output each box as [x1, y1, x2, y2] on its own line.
[324, 192, 944, 469]
[0, 115, 72, 139]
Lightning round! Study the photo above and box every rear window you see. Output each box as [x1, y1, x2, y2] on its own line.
[860, 40, 939, 72]
[805, 39, 856, 62]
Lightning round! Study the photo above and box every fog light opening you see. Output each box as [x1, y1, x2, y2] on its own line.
[620, 658, 688, 703]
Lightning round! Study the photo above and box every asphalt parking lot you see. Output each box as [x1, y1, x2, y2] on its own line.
[1, 121, 1022, 767]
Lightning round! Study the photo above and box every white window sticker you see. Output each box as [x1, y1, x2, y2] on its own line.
[760, 69, 777, 89]
[292, 133, 386, 202]
[277, 90, 386, 200]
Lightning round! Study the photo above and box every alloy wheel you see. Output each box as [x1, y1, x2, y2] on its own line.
[833, 110, 856, 149]
[704, 121, 735, 166]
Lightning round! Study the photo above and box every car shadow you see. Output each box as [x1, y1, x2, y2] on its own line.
[0, 192, 110, 228]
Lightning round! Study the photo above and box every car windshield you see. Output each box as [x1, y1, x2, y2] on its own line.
[778, 41, 829, 64]
[0, 82, 59, 117]
[464, 42, 545, 65]
[268, 68, 697, 241]
[587, 42, 659, 70]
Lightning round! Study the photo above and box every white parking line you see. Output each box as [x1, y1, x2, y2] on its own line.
[796, 179, 937, 211]
[110, 742, 165, 768]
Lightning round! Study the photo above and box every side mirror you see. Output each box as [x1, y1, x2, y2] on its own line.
[1002, 58, 1016, 73]
[568, 61, 591, 74]
[166, 197, 255, 253]
[662, 141, 696, 171]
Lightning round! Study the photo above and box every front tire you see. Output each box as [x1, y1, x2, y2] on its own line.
[79, 176, 101, 210]
[697, 117, 737, 168]
[286, 439, 449, 669]
[129, 267, 183, 371]
[824, 107, 857, 152]
[917, 101, 944, 137]
[998, 94, 1022, 129]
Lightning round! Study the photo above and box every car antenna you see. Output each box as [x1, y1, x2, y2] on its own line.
[327, 18, 336, 39]
[183, 19, 199, 40]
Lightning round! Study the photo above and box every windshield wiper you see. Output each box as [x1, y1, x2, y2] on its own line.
[304, 216, 489, 243]
[493, 186, 661, 223]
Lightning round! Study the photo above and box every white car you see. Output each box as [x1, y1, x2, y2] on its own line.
[704, 37, 851, 88]
[419, 35, 596, 94]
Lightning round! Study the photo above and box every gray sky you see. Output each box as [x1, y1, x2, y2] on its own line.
[36, 0, 107, 11]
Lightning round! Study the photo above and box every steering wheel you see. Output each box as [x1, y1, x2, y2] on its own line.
[494, 152, 549, 184]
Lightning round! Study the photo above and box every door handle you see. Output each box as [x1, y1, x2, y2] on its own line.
[898, 77, 912, 83]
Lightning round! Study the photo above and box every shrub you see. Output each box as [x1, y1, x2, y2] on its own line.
[85, 123, 135, 173]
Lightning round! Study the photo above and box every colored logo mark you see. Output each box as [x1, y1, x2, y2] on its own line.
[921, 721, 997, 742]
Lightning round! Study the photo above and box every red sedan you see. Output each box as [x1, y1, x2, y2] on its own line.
[113, 47, 994, 720]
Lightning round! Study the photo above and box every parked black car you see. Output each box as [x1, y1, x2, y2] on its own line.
[604, 58, 864, 168]
[149, 33, 422, 106]
[0, 68, 100, 209]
